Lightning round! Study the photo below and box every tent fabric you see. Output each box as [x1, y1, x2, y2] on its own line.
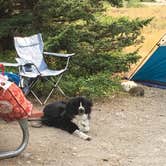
[129, 33, 166, 88]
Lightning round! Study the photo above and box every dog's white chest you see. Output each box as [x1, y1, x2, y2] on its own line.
[73, 114, 90, 133]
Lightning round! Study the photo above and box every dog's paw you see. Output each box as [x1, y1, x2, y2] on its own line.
[73, 129, 92, 141]
[81, 134, 92, 141]
[86, 136, 92, 141]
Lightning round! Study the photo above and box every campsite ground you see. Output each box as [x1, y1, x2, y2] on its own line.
[1, 2, 166, 166]
[1, 85, 166, 166]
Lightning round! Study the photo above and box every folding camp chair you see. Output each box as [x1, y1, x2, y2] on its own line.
[14, 33, 74, 105]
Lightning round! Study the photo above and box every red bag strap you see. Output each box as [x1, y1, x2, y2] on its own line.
[0, 64, 4, 75]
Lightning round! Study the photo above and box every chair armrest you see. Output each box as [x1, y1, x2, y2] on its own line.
[44, 52, 75, 58]
[15, 58, 41, 74]
[0, 62, 20, 67]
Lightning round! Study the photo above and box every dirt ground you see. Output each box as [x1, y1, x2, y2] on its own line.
[1, 85, 166, 166]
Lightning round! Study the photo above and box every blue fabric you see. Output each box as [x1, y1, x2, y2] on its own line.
[131, 46, 166, 86]
[4, 72, 20, 86]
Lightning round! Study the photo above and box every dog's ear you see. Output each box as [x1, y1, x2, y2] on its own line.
[65, 99, 78, 118]
[86, 98, 93, 107]
[88, 114, 91, 119]
[89, 100, 93, 107]
[84, 98, 93, 116]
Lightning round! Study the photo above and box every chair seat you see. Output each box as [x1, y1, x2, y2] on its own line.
[40, 68, 67, 76]
[20, 68, 67, 78]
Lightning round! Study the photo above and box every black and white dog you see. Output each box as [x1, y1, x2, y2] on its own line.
[41, 96, 93, 141]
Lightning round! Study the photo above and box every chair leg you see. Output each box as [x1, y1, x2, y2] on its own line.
[21, 77, 39, 95]
[43, 87, 55, 105]
[21, 74, 67, 105]
[42, 74, 68, 104]
[57, 86, 67, 97]
[30, 90, 43, 105]
[21, 77, 44, 104]
[0, 119, 29, 159]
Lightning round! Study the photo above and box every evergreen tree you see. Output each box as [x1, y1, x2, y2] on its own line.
[32, 0, 151, 76]
[108, 0, 123, 7]
[0, 0, 35, 50]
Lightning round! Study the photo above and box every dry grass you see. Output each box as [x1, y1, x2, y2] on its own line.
[106, 5, 166, 57]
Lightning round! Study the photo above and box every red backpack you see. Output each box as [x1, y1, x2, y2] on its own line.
[0, 64, 32, 122]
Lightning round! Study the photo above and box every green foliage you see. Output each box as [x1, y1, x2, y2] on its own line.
[107, 0, 124, 7]
[140, 0, 155, 1]
[125, 0, 156, 7]
[0, 50, 15, 62]
[0, 50, 18, 72]
[0, 0, 36, 50]
[0, 0, 152, 98]
[0, 1, 32, 36]
[61, 73, 121, 97]
[126, 0, 142, 7]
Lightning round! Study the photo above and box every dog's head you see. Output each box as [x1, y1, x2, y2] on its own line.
[66, 96, 93, 132]
[66, 96, 92, 116]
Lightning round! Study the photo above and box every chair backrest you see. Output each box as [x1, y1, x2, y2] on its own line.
[14, 33, 47, 71]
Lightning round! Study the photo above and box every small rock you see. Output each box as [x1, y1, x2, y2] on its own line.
[26, 160, 31, 164]
[23, 152, 31, 158]
[72, 153, 77, 156]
